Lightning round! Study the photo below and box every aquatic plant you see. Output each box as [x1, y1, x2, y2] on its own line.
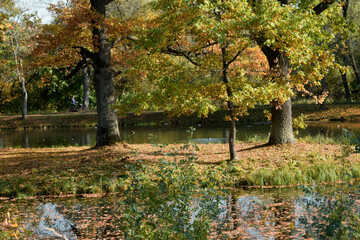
[118, 128, 231, 239]
[298, 145, 360, 239]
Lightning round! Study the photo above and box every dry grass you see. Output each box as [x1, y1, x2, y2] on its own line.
[1, 142, 358, 178]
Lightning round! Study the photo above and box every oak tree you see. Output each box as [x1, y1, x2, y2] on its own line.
[33, 0, 139, 146]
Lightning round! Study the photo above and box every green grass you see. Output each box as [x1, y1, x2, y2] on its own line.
[298, 134, 351, 145]
[236, 156, 360, 187]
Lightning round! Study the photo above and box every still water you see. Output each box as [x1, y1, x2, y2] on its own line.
[0, 122, 359, 148]
[1, 185, 359, 239]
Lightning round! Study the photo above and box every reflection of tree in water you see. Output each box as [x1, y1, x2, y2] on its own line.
[24, 200, 123, 239]
[12, 187, 360, 239]
[30, 202, 77, 239]
[56, 200, 123, 239]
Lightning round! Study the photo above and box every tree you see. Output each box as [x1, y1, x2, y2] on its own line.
[249, 0, 338, 145]
[120, 0, 336, 159]
[120, 1, 284, 160]
[87, 0, 121, 146]
[0, 0, 40, 119]
[32, 0, 139, 146]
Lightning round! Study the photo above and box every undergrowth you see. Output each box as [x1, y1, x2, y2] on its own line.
[117, 128, 231, 239]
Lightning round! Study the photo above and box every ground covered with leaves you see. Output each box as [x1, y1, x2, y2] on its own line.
[1, 141, 359, 199]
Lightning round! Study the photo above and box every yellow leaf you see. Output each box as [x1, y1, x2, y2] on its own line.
[10, 222, 18, 228]
[5, 23, 13, 29]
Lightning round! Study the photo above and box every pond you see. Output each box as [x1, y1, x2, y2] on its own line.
[0, 122, 360, 148]
[1, 184, 359, 239]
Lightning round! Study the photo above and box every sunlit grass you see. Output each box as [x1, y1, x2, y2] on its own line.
[298, 134, 351, 145]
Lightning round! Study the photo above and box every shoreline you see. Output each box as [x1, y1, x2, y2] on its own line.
[1, 104, 360, 130]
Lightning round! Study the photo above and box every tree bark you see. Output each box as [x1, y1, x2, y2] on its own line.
[82, 64, 90, 111]
[268, 99, 295, 145]
[20, 81, 27, 120]
[90, 0, 121, 146]
[261, 46, 295, 145]
[10, 36, 27, 120]
[350, 48, 360, 87]
[341, 71, 351, 102]
[222, 47, 238, 160]
[320, 77, 327, 110]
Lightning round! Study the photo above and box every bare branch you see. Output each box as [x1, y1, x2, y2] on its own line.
[227, 50, 243, 66]
[25, 71, 40, 86]
[113, 69, 123, 78]
[105, 0, 115, 5]
[64, 58, 87, 80]
[313, 0, 336, 15]
[73, 46, 95, 60]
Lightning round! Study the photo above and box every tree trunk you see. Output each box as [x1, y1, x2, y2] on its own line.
[261, 46, 295, 145]
[82, 64, 90, 111]
[21, 81, 27, 120]
[350, 49, 360, 88]
[90, 0, 121, 146]
[253, 0, 335, 145]
[10, 34, 27, 120]
[320, 77, 327, 110]
[222, 47, 238, 160]
[268, 99, 295, 145]
[341, 71, 351, 102]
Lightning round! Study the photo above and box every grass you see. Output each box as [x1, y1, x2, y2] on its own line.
[1, 103, 360, 199]
[0, 141, 359, 199]
[298, 134, 351, 145]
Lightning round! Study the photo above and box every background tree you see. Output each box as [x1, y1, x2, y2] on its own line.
[0, 0, 40, 119]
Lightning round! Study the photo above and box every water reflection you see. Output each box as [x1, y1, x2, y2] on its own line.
[2, 186, 359, 239]
[33, 203, 76, 239]
[0, 122, 360, 148]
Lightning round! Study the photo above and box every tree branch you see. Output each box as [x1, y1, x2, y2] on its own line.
[113, 69, 123, 78]
[64, 58, 87, 80]
[105, 0, 115, 5]
[73, 46, 95, 60]
[227, 50, 243, 66]
[25, 71, 40, 86]
[313, 0, 336, 15]
[162, 47, 199, 66]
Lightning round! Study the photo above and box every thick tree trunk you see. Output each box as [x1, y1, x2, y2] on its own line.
[261, 46, 295, 145]
[268, 99, 295, 145]
[91, 0, 121, 146]
[82, 64, 90, 111]
[93, 65, 120, 146]
[341, 71, 351, 102]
